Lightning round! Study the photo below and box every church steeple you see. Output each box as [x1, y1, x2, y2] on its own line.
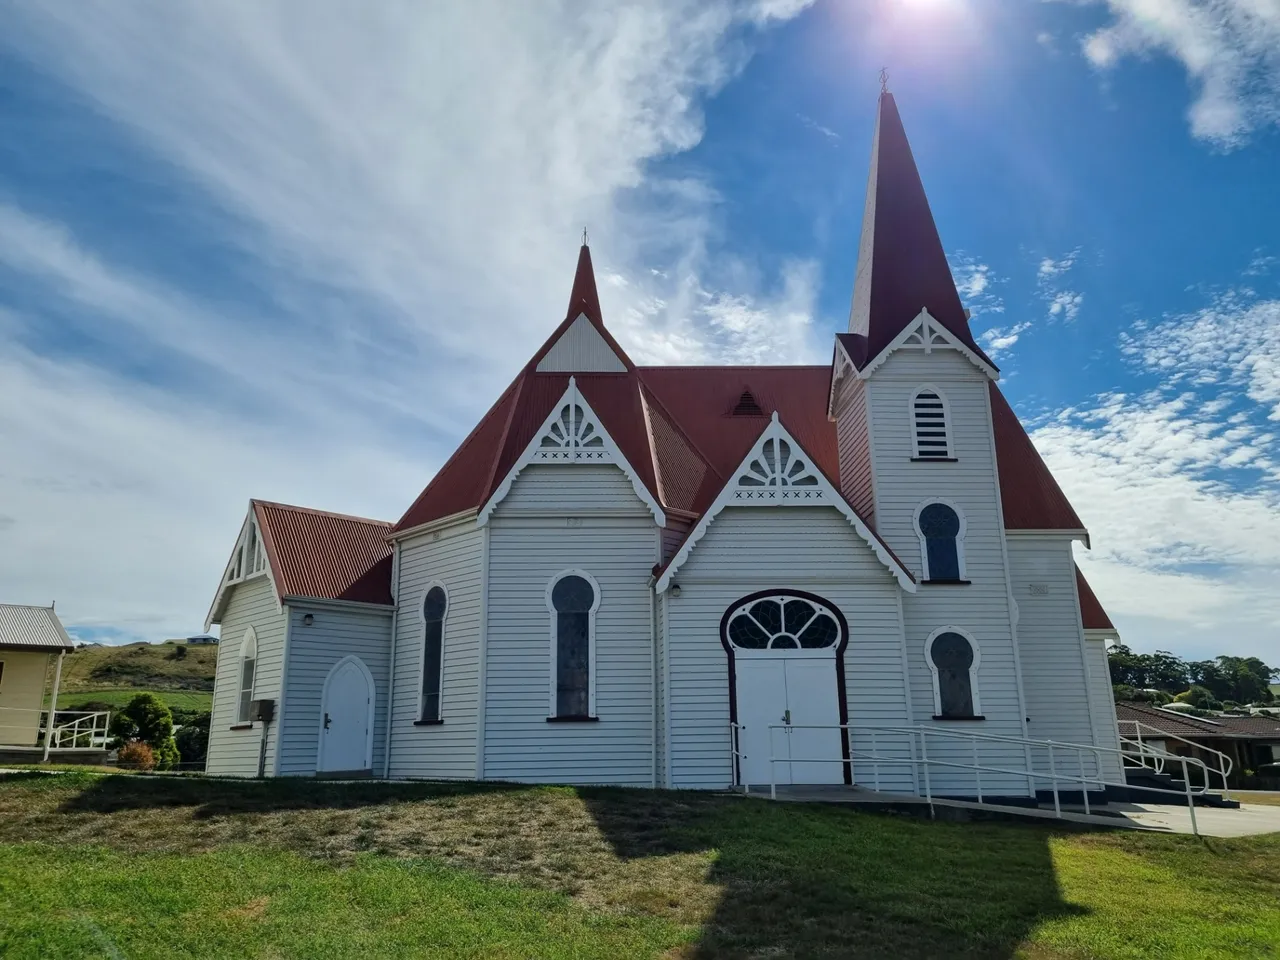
[565, 242, 604, 326]
[846, 91, 994, 369]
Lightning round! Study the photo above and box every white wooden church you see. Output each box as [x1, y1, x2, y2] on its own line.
[205, 92, 1125, 802]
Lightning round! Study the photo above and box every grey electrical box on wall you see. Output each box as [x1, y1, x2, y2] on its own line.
[249, 699, 276, 723]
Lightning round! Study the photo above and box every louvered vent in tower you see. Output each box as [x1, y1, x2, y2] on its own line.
[730, 389, 765, 417]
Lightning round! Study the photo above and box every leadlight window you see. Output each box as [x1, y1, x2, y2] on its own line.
[918, 502, 963, 581]
[724, 593, 841, 650]
[420, 585, 447, 722]
[236, 628, 257, 723]
[551, 574, 596, 717]
[912, 388, 951, 458]
[929, 631, 977, 718]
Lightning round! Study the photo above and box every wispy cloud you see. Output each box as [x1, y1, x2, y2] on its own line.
[0, 1, 817, 641]
[1036, 248, 1084, 322]
[979, 320, 1033, 358]
[1072, 0, 1280, 148]
[796, 113, 840, 142]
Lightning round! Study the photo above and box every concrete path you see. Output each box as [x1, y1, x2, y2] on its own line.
[1114, 801, 1280, 837]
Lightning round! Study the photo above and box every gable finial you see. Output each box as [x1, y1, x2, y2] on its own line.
[879, 68, 889, 94]
[582, 227, 589, 247]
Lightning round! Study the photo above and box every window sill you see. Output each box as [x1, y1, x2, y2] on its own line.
[922, 579, 971, 586]
[910, 457, 958, 462]
[413, 719, 444, 726]
[546, 715, 599, 723]
[932, 715, 986, 722]
[228, 722, 255, 731]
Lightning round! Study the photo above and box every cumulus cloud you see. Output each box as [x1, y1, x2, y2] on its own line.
[0, 1, 818, 641]
[1073, 0, 1280, 147]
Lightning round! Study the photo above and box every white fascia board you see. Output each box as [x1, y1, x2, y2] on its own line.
[477, 376, 665, 527]
[1084, 628, 1120, 642]
[655, 413, 915, 593]
[390, 509, 479, 544]
[204, 507, 281, 629]
[1007, 528, 1091, 547]
[857, 308, 999, 381]
[280, 596, 396, 616]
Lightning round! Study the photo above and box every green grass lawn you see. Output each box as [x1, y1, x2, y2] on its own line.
[1237, 791, 1280, 807]
[1, 773, 1278, 959]
[56, 688, 213, 713]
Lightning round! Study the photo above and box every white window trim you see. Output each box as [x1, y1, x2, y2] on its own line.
[912, 498, 968, 582]
[924, 626, 982, 718]
[909, 384, 953, 459]
[236, 626, 258, 723]
[545, 569, 601, 719]
[418, 581, 448, 722]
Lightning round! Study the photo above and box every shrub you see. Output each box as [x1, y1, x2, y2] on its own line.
[109, 693, 177, 768]
[174, 712, 211, 769]
[117, 741, 156, 771]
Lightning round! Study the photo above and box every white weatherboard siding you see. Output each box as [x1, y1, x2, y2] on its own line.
[656, 591, 667, 786]
[207, 576, 286, 776]
[485, 464, 656, 786]
[666, 507, 912, 791]
[1009, 538, 1103, 780]
[535, 315, 628, 373]
[389, 523, 484, 779]
[1085, 638, 1125, 782]
[279, 605, 392, 776]
[863, 350, 1028, 797]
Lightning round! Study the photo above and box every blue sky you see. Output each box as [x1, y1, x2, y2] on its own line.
[1, 0, 1278, 662]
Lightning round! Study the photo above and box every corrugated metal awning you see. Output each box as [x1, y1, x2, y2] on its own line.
[0, 605, 75, 651]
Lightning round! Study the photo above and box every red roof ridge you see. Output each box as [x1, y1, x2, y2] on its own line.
[252, 499, 391, 528]
[638, 380, 725, 487]
[637, 364, 831, 372]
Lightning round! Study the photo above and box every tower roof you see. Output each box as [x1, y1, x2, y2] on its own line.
[845, 92, 996, 371]
[565, 243, 603, 326]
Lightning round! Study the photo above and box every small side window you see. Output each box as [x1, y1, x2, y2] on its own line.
[911, 387, 952, 459]
[420, 585, 447, 722]
[915, 501, 966, 582]
[927, 629, 981, 719]
[236, 627, 258, 723]
[547, 572, 599, 719]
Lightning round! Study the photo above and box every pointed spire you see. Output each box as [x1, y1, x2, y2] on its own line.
[566, 242, 604, 326]
[846, 92, 994, 369]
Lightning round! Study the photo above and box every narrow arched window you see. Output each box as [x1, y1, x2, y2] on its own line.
[420, 585, 447, 722]
[911, 387, 951, 459]
[548, 572, 598, 719]
[916, 501, 965, 582]
[236, 627, 258, 723]
[927, 629, 981, 718]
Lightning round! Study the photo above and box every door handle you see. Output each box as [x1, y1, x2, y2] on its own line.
[323, 713, 332, 730]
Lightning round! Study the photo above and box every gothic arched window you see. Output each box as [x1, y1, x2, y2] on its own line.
[547, 572, 599, 719]
[723, 593, 842, 651]
[915, 501, 966, 582]
[236, 627, 258, 723]
[419, 584, 447, 723]
[927, 629, 981, 719]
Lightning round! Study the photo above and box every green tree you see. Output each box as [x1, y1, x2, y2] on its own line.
[110, 693, 179, 771]
[1173, 685, 1222, 710]
[174, 712, 210, 769]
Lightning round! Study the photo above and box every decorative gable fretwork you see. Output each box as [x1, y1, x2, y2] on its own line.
[478, 377, 665, 526]
[655, 413, 915, 592]
[858, 307, 998, 380]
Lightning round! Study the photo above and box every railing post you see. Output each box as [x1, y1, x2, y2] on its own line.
[1047, 741, 1060, 818]
[769, 727, 777, 801]
[1079, 747, 1090, 815]
[919, 731, 934, 818]
[972, 737, 982, 803]
[870, 729, 879, 792]
[1183, 757, 1199, 837]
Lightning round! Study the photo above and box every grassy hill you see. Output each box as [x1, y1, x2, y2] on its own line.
[54, 641, 218, 714]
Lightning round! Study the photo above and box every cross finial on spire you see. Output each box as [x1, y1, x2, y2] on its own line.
[879, 68, 889, 94]
[582, 227, 589, 247]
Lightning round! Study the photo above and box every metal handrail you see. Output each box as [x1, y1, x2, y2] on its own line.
[1117, 719, 1232, 796]
[0, 708, 112, 750]
[760, 722, 1211, 836]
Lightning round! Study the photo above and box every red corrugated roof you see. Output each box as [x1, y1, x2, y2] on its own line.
[1075, 565, 1115, 632]
[255, 501, 393, 606]
[989, 383, 1085, 531]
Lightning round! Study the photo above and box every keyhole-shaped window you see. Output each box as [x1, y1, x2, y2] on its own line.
[550, 573, 597, 718]
[928, 631, 979, 718]
[420, 585, 447, 722]
[917, 502, 964, 582]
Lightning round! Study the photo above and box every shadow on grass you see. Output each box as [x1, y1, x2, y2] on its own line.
[30, 773, 1087, 958]
[578, 787, 1088, 960]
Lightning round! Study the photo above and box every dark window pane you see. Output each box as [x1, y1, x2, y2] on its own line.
[783, 599, 816, 635]
[552, 575, 594, 613]
[797, 614, 839, 649]
[557, 610, 590, 716]
[749, 599, 783, 634]
[931, 633, 975, 717]
[771, 634, 799, 649]
[926, 538, 960, 580]
[919, 503, 960, 538]
[728, 616, 769, 649]
[423, 586, 447, 622]
[422, 620, 443, 721]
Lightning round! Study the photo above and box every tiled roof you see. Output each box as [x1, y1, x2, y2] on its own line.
[1075, 566, 1115, 632]
[0, 604, 75, 651]
[254, 501, 393, 606]
[1117, 702, 1280, 741]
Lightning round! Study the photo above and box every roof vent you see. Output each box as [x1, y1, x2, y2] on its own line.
[730, 389, 765, 417]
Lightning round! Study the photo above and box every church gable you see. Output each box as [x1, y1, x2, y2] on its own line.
[478, 377, 665, 525]
[846, 308, 998, 381]
[656, 413, 914, 592]
[536, 313, 628, 373]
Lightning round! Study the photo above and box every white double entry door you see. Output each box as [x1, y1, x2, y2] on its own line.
[736, 650, 844, 786]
